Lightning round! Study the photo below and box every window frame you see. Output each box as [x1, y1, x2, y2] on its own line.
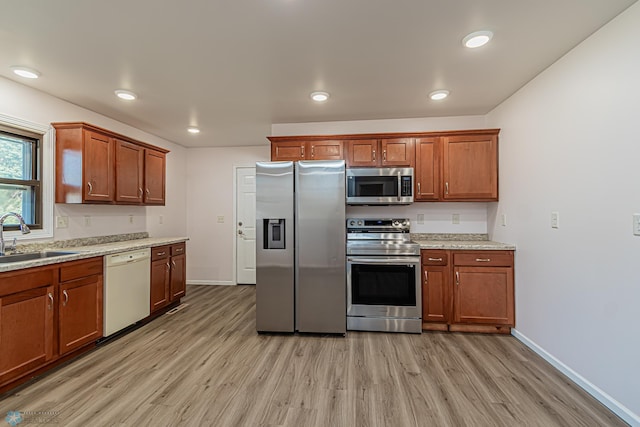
[0, 113, 53, 240]
[0, 124, 43, 230]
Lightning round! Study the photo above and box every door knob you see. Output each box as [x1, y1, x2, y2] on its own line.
[238, 230, 243, 235]
[238, 221, 243, 226]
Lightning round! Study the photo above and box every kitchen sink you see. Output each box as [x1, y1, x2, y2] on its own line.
[0, 251, 78, 264]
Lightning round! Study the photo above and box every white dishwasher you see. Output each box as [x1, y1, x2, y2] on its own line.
[104, 248, 151, 336]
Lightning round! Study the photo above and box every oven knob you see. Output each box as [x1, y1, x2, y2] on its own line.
[349, 220, 355, 226]
[358, 220, 363, 226]
[393, 220, 400, 227]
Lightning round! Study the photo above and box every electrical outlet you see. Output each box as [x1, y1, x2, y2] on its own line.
[452, 213, 460, 224]
[84, 215, 91, 227]
[217, 216, 224, 223]
[417, 214, 424, 225]
[159, 215, 164, 225]
[633, 213, 640, 236]
[129, 215, 134, 224]
[56, 216, 69, 229]
[551, 211, 559, 229]
[500, 214, 507, 227]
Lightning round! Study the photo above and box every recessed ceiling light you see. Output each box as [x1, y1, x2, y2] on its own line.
[10, 66, 41, 79]
[310, 91, 330, 102]
[429, 90, 450, 101]
[187, 127, 200, 134]
[114, 89, 138, 101]
[462, 31, 493, 48]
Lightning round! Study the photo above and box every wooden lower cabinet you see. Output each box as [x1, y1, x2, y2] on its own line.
[58, 257, 104, 355]
[150, 243, 186, 314]
[421, 249, 514, 333]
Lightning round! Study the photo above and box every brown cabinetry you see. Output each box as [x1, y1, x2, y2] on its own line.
[150, 243, 186, 314]
[53, 122, 169, 205]
[421, 249, 514, 333]
[421, 250, 450, 330]
[345, 138, 414, 167]
[58, 257, 103, 355]
[415, 137, 440, 200]
[442, 133, 498, 200]
[0, 267, 55, 386]
[270, 140, 344, 161]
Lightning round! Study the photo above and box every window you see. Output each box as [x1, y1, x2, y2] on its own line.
[0, 124, 42, 230]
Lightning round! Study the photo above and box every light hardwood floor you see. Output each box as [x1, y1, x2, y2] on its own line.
[0, 285, 627, 427]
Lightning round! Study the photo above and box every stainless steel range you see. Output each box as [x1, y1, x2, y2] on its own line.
[346, 218, 422, 333]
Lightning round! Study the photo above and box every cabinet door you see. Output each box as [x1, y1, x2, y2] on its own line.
[150, 258, 170, 313]
[271, 141, 305, 161]
[83, 131, 114, 202]
[115, 139, 144, 204]
[453, 266, 514, 325]
[415, 137, 440, 200]
[380, 138, 414, 167]
[170, 254, 186, 301]
[422, 266, 450, 323]
[442, 134, 498, 200]
[144, 149, 166, 205]
[345, 139, 378, 167]
[0, 286, 54, 385]
[59, 276, 103, 355]
[307, 140, 343, 160]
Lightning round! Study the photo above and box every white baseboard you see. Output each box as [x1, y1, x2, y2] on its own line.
[512, 328, 639, 427]
[186, 280, 235, 286]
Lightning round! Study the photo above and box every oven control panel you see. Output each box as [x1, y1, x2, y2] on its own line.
[347, 218, 410, 232]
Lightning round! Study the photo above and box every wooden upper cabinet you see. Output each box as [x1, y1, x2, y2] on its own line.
[271, 141, 305, 161]
[53, 122, 169, 205]
[379, 138, 414, 167]
[346, 138, 414, 167]
[144, 149, 166, 205]
[345, 139, 378, 167]
[442, 133, 498, 201]
[115, 139, 144, 204]
[307, 140, 343, 160]
[415, 137, 440, 200]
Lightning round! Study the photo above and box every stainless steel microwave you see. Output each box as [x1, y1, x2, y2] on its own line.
[346, 167, 414, 205]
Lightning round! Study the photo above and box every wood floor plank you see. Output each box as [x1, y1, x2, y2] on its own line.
[0, 285, 628, 427]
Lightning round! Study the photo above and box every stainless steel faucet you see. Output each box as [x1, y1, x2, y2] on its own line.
[0, 212, 31, 255]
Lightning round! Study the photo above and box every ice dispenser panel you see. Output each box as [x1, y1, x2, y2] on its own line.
[264, 219, 285, 249]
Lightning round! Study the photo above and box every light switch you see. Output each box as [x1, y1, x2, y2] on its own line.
[500, 214, 507, 227]
[551, 211, 559, 229]
[633, 213, 640, 236]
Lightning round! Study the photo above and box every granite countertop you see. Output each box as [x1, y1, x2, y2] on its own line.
[411, 233, 516, 251]
[0, 233, 189, 273]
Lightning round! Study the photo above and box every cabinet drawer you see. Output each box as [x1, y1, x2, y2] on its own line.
[0, 267, 56, 297]
[421, 250, 448, 266]
[171, 242, 186, 256]
[453, 251, 513, 267]
[151, 245, 171, 261]
[59, 257, 103, 282]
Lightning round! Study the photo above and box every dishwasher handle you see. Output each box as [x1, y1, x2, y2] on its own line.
[106, 249, 151, 267]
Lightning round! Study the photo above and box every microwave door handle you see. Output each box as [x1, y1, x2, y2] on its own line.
[397, 172, 401, 201]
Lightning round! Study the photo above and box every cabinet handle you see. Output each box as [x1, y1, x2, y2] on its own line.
[445, 182, 449, 195]
[87, 182, 93, 195]
[475, 258, 491, 262]
[424, 270, 428, 284]
[166, 262, 171, 271]
[311, 146, 315, 158]
[417, 182, 421, 194]
[157, 251, 166, 256]
[428, 257, 443, 262]
[48, 293, 54, 310]
[301, 145, 305, 158]
[455, 271, 460, 286]
[146, 189, 150, 196]
[138, 188, 143, 197]
[172, 260, 176, 268]
[372, 150, 376, 162]
[383, 150, 387, 162]
[63, 290, 69, 306]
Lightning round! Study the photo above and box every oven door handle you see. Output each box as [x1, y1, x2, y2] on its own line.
[347, 257, 420, 265]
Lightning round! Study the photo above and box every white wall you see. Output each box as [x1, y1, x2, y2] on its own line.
[186, 146, 270, 284]
[486, 3, 640, 423]
[0, 77, 188, 242]
[274, 115, 492, 235]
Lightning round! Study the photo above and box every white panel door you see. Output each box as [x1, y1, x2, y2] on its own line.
[236, 167, 256, 284]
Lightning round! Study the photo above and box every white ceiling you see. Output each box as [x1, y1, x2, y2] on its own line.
[0, 0, 636, 148]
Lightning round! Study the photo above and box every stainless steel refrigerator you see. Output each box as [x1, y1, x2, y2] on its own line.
[255, 160, 346, 334]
